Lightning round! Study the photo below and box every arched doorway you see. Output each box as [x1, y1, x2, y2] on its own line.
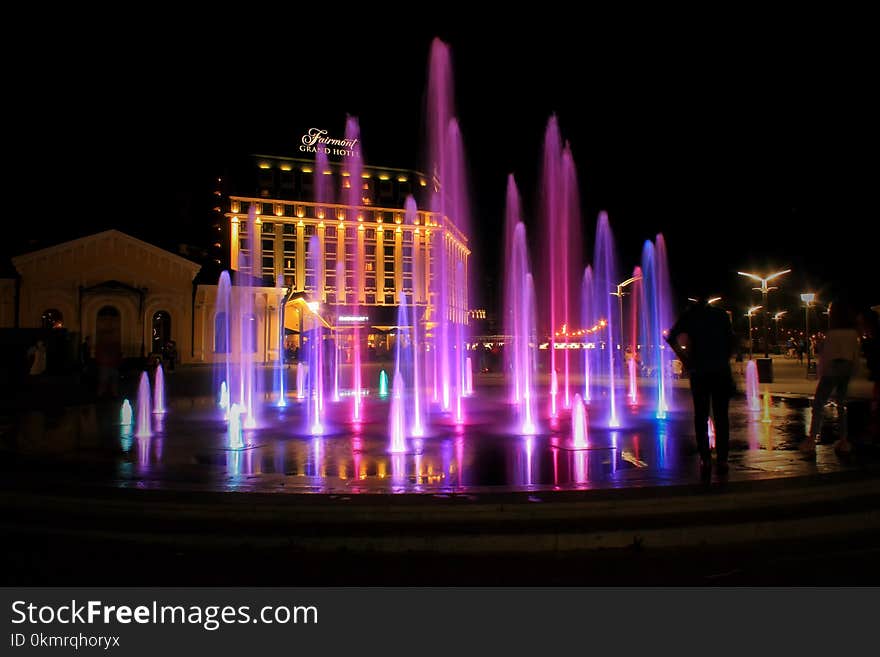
[41, 308, 64, 329]
[152, 311, 171, 354]
[95, 306, 121, 361]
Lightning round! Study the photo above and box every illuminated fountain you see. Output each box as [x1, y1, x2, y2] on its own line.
[215, 271, 232, 414]
[153, 363, 165, 414]
[378, 370, 389, 398]
[120, 399, 133, 427]
[539, 117, 581, 416]
[762, 390, 772, 423]
[593, 212, 620, 427]
[344, 116, 364, 422]
[572, 393, 588, 449]
[389, 374, 406, 453]
[228, 402, 244, 450]
[745, 360, 761, 412]
[426, 38, 471, 420]
[135, 372, 152, 438]
[218, 381, 229, 413]
[305, 235, 325, 435]
[581, 266, 594, 403]
[275, 274, 287, 408]
[503, 177, 537, 435]
[640, 237, 674, 419]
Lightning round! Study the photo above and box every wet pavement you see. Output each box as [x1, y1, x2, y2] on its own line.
[1, 380, 873, 495]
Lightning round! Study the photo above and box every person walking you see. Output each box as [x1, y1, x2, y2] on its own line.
[800, 301, 861, 455]
[666, 291, 736, 476]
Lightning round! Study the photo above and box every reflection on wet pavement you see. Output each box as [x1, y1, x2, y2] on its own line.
[0, 388, 866, 494]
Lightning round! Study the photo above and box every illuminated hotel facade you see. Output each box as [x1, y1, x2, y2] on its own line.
[222, 154, 470, 349]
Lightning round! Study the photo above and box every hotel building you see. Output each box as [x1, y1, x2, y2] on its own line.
[220, 153, 471, 354]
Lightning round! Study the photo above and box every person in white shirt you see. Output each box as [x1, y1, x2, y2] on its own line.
[800, 301, 861, 455]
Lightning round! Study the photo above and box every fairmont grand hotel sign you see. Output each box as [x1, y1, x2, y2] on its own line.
[299, 128, 360, 158]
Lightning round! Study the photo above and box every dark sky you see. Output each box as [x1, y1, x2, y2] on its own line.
[8, 17, 877, 330]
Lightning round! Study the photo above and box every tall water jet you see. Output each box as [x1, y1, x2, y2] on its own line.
[539, 118, 582, 416]
[237, 206, 259, 429]
[344, 116, 364, 422]
[745, 360, 761, 411]
[762, 390, 772, 423]
[653, 234, 674, 416]
[404, 197, 424, 436]
[304, 235, 325, 435]
[503, 179, 537, 434]
[152, 363, 165, 414]
[572, 393, 588, 449]
[581, 266, 594, 403]
[464, 358, 473, 397]
[378, 370, 389, 398]
[425, 40, 472, 418]
[641, 239, 673, 419]
[215, 271, 232, 414]
[296, 362, 305, 400]
[120, 399, 133, 426]
[135, 371, 152, 438]
[389, 374, 406, 453]
[628, 266, 643, 406]
[275, 274, 287, 407]
[594, 212, 620, 427]
[628, 357, 638, 406]
[228, 402, 244, 450]
[333, 260, 345, 402]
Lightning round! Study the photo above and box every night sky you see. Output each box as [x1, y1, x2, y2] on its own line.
[8, 18, 877, 333]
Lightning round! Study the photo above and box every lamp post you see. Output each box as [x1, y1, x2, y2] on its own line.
[737, 269, 791, 357]
[773, 311, 787, 345]
[801, 293, 815, 375]
[611, 275, 641, 372]
[745, 305, 762, 359]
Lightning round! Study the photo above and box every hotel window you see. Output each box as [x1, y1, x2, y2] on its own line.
[326, 293, 336, 304]
[402, 245, 413, 292]
[239, 221, 248, 233]
[365, 274, 376, 290]
[262, 238, 274, 253]
[379, 179, 392, 202]
[304, 240, 315, 291]
[365, 228, 375, 240]
[262, 255, 274, 273]
[324, 226, 336, 238]
[365, 244, 376, 257]
[384, 293, 394, 305]
[263, 203, 273, 216]
[283, 224, 295, 236]
[403, 230, 413, 242]
[261, 222, 274, 234]
[366, 293, 376, 304]
[345, 227, 356, 239]
[304, 224, 316, 237]
[384, 230, 394, 241]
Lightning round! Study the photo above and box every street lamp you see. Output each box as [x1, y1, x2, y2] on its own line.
[745, 305, 762, 359]
[801, 293, 815, 376]
[773, 310, 787, 345]
[611, 275, 641, 369]
[737, 269, 791, 357]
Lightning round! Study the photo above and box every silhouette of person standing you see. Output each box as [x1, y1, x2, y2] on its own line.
[666, 292, 736, 475]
